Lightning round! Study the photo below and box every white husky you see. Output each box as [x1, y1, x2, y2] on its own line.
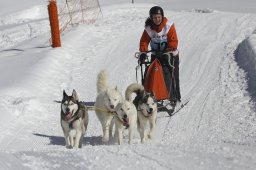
[125, 83, 157, 143]
[95, 70, 123, 143]
[114, 100, 137, 145]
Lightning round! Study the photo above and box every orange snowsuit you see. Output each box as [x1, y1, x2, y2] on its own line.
[139, 17, 178, 52]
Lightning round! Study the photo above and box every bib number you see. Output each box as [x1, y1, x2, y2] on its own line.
[154, 42, 167, 51]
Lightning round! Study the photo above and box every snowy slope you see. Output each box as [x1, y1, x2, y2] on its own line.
[0, 1, 256, 170]
[100, 0, 256, 13]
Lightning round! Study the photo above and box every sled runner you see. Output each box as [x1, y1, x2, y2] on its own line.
[135, 50, 180, 116]
[157, 98, 189, 116]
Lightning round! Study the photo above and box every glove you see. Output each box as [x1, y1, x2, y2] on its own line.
[139, 53, 147, 63]
[165, 49, 179, 57]
[170, 50, 179, 56]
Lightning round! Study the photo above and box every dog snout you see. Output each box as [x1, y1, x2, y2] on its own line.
[149, 108, 153, 112]
[66, 108, 70, 113]
[110, 105, 114, 109]
[123, 114, 127, 119]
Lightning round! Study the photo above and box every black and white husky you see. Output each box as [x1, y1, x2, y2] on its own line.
[61, 90, 89, 149]
[125, 83, 157, 143]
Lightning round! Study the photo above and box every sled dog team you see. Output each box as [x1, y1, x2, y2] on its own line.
[61, 70, 157, 148]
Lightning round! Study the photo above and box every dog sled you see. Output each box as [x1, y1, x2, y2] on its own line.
[135, 50, 185, 116]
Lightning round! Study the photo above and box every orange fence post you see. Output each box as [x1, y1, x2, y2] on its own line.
[48, 0, 61, 47]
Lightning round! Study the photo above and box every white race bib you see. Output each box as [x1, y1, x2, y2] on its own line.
[145, 20, 173, 51]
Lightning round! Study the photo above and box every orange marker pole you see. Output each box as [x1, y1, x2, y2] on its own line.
[48, 0, 61, 47]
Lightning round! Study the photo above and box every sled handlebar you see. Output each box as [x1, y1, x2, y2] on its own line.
[134, 50, 170, 59]
[135, 50, 174, 66]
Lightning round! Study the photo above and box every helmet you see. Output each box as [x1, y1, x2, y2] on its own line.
[149, 6, 164, 19]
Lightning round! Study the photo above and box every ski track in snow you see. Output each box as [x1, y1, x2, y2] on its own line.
[0, 3, 256, 170]
[0, 5, 50, 50]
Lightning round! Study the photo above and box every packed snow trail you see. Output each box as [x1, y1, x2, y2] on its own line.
[0, 4, 256, 170]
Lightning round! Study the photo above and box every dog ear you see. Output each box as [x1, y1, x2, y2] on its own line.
[72, 89, 79, 101]
[115, 86, 118, 91]
[149, 91, 157, 102]
[149, 91, 154, 97]
[141, 94, 148, 103]
[115, 102, 122, 111]
[63, 90, 68, 99]
[145, 92, 151, 97]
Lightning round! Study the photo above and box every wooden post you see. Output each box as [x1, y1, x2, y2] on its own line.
[48, 0, 61, 47]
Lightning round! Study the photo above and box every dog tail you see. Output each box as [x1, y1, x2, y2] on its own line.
[125, 83, 145, 101]
[97, 70, 108, 93]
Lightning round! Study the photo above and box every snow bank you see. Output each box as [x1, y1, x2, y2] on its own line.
[235, 31, 256, 101]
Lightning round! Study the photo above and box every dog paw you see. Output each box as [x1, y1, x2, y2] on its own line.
[102, 137, 109, 143]
[148, 134, 153, 139]
[66, 145, 73, 149]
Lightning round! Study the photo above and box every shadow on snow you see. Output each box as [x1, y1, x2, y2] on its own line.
[33, 133, 103, 146]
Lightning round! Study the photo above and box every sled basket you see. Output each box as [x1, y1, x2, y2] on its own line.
[143, 59, 169, 100]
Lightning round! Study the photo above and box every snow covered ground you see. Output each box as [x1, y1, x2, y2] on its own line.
[100, 0, 256, 14]
[0, 0, 256, 169]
